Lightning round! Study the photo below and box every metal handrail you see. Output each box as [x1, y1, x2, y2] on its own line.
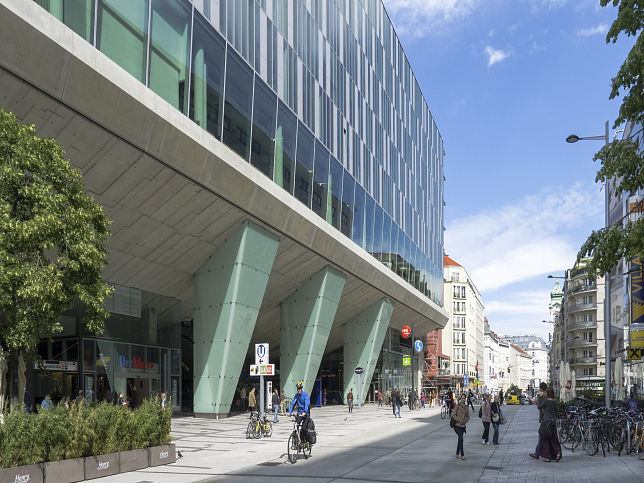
[568, 302, 597, 314]
[569, 339, 598, 348]
[570, 357, 597, 364]
[568, 320, 597, 330]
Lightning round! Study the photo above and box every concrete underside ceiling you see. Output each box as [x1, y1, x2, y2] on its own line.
[0, 0, 448, 359]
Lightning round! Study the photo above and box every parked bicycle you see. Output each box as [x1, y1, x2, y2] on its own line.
[246, 411, 273, 439]
[288, 414, 312, 463]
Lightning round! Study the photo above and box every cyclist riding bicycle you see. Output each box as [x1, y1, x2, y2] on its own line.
[288, 381, 310, 438]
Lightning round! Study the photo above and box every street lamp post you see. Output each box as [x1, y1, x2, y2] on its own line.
[566, 121, 611, 408]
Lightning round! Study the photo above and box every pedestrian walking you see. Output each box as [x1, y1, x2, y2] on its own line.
[491, 395, 501, 445]
[160, 392, 167, 411]
[468, 389, 476, 411]
[408, 389, 414, 411]
[420, 391, 425, 408]
[249, 387, 256, 414]
[129, 384, 139, 410]
[480, 394, 491, 444]
[392, 387, 401, 418]
[498, 389, 504, 406]
[271, 389, 280, 422]
[280, 389, 287, 416]
[378, 390, 383, 407]
[240, 386, 247, 412]
[117, 392, 126, 406]
[386, 390, 391, 406]
[347, 388, 354, 412]
[536, 387, 561, 462]
[530, 382, 548, 459]
[446, 388, 454, 417]
[453, 393, 470, 460]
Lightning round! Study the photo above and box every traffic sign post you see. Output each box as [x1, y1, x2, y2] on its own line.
[414, 340, 423, 352]
[254, 343, 269, 418]
[355, 366, 364, 409]
[629, 348, 642, 360]
[402, 355, 411, 366]
[401, 326, 411, 339]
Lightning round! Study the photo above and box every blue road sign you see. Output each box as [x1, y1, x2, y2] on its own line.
[414, 340, 423, 352]
[463, 374, 468, 385]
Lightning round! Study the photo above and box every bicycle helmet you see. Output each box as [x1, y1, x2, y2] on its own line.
[296, 381, 304, 390]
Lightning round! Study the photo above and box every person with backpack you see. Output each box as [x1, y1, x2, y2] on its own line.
[452, 393, 470, 460]
[480, 394, 491, 445]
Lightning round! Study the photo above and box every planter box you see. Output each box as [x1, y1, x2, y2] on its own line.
[83, 453, 119, 480]
[148, 444, 176, 467]
[43, 458, 84, 483]
[118, 449, 148, 473]
[0, 463, 43, 483]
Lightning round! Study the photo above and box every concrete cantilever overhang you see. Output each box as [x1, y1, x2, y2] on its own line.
[0, 0, 448, 353]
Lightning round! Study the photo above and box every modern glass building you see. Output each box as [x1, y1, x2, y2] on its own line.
[2, 0, 447, 416]
[34, 0, 445, 306]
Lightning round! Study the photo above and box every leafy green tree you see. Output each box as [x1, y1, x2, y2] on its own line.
[578, 1, 643, 276]
[507, 384, 522, 396]
[0, 107, 112, 400]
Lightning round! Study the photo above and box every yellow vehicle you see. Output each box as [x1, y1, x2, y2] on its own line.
[507, 395, 520, 405]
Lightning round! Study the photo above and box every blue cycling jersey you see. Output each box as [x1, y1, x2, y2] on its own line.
[289, 390, 310, 415]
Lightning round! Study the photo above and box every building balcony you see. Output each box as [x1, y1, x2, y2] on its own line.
[568, 339, 597, 348]
[570, 357, 597, 365]
[438, 369, 451, 376]
[568, 320, 597, 330]
[567, 302, 597, 314]
[568, 283, 596, 295]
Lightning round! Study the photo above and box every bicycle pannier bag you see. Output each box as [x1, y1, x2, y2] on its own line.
[306, 417, 317, 444]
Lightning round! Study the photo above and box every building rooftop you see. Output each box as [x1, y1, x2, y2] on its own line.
[444, 255, 461, 267]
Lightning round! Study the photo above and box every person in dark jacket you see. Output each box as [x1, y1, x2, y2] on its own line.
[129, 384, 139, 410]
[530, 382, 549, 459]
[491, 395, 501, 445]
[537, 387, 561, 462]
[272, 389, 280, 422]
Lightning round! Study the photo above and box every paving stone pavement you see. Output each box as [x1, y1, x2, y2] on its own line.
[93, 402, 644, 482]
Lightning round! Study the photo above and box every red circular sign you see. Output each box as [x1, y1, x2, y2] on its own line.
[401, 326, 411, 339]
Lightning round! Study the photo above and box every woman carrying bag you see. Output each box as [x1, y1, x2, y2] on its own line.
[452, 393, 470, 460]
[491, 395, 501, 445]
[537, 387, 561, 462]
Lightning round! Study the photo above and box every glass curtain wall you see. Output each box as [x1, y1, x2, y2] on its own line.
[33, 0, 446, 306]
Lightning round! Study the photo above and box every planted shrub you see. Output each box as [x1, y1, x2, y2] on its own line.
[0, 398, 172, 469]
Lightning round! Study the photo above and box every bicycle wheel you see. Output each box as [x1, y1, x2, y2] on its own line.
[570, 424, 583, 451]
[264, 421, 273, 437]
[246, 421, 255, 439]
[254, 421, 262, 439]
[441, 406, 447, 419]
[584, 429, 599, 456]
[287, 433, 297, 463]
[608, 424, 624, 454]
[303, 441, 312, 459]
[559, 422, 573, 449]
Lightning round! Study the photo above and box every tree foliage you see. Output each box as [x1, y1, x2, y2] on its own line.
[577, 1, 644, 277]
[0, 107, 112, 354]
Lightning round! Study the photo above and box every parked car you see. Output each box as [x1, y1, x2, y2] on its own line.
[506, 394, 520, 405]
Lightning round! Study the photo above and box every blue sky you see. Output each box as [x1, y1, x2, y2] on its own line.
[382, 0, 635, 341]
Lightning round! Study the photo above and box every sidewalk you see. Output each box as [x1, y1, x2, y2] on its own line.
[94, 403, 644, 482]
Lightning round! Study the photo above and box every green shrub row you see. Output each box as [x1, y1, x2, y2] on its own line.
[0, 398, 171, 469]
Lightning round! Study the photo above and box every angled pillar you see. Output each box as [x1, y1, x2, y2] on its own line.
[193, 221, 279, 418]
[343, 298, 395, 405]
[280, 266, 346, 397]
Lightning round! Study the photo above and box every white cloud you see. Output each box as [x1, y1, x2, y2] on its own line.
[486, 290, 551, 315]
[576, 24, 609, 37]
[382, 0, 481, 39]
[484, 46, 510, 67]
[445, 182, 603, 292]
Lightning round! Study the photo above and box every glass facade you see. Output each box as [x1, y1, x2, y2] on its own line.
[32, 284, 183, 409]
[35, 0, 445, 305]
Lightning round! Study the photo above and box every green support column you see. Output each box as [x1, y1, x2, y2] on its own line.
[343, 298, 395, 406]
[193, 221, 279, 418]
[280, 266, 346, 398]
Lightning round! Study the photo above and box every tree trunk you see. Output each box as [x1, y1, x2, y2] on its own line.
[8, 350, 19, 409]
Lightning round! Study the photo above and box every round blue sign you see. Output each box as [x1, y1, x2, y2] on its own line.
[414, 340, 423, 352]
